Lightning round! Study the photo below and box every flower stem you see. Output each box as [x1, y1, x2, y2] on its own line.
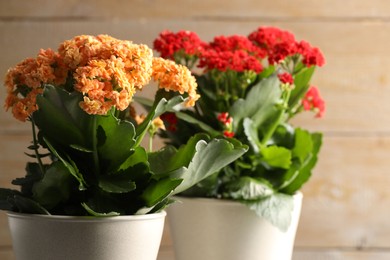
[260, 88, 291, 147]
[91, 116, 100, 176]
[30, 118, 45, 175]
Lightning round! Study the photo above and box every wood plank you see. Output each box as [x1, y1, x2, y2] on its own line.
[293, 249, 390, 260]
[1, 0, 390, 19]
[296, 136, 390, 248]
[0, 20, 389, 133]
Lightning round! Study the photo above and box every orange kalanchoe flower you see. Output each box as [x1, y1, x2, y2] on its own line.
[151, 57, 199, 107]
[5, 34, 198, 120]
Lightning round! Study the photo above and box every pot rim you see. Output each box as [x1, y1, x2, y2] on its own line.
[6, 210, 166, 222]
[173, 191, 303, 206]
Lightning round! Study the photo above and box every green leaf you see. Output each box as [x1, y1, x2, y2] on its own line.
[98, 175, 136, 194]
[9, 195, 50, 215]
[289, 66, 315, 108]
[96, 115, 136, 171]
[141, 178, 183, 207]
[281, 133, 322, 194]
[81, 203, 120, 217]
[176, 112, 221, 137]
[292, 128, 313, 163]
[34, 85, 87, 147]
[243, 117, 261, 153]
[44, 137, 86, 190]
[261, 145, 292, 169]
[148, 134, 210, 175]
[169, 137, 248, 195]
[243, 193, 294, 232]
[229, 75, 282, 132]
[223, 177, 274, 200]
[32, 161, 74, 209]
[0, 189, 20, 211]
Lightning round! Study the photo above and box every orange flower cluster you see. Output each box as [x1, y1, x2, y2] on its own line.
[4, 35, 198, 121]
[152, 58, 199, 107]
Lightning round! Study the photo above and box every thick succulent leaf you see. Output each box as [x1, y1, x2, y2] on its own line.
[81, 203, 120, 217]
[148, 134, 210, 175]
[44, 137, 86, 190]
[32, 161, 74, 209]
[176, 111, 221, 137]
[136, 95, 185, 141]
[243, 117, 261, 153]
[34, 85, 87, 147]
[98, 175, 136, 194]
[261, 145, 292, 169]
[243, 193, 294, 232]
[169, 137, 248, 195]
[0, 189, 20, 211]
[141, 178, 183, 207]
[281, 132, 322, 194]
[96, 114, 136, 171]
[8, 195, 50, 215]
[289, 65, 315, 108]
[229, 76, 281, 131]
[292, 128, 314, 163]
[223, 177, 274, 200]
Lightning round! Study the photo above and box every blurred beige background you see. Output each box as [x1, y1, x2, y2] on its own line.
[1, 1, 390, 259]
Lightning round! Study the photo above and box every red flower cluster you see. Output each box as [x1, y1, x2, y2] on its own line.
[278, 72, 294, 85]
[249, 27, 325, 67]
[199, 50, 263, 73]
[160, 112, 178, 131]
[217, 112, 235, 138]
[302, 86, 325, 118]
[153, 30, 206, 60]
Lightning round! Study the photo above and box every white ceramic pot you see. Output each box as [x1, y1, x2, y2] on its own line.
[168, 192, 302, 260]
[7, 211, 166, 260]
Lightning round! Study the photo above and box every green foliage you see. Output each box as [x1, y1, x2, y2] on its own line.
[157, 72, 323, 231]
[0, 85, 247, 217]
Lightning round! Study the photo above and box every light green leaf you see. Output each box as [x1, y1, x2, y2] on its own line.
[229, 76, 282, 131]
[244, 193, 294, 232]
[169, 138, 248, 195]
[243, 117, 261, 153]
[261, 145, 292, 169]
[176, 112, 221, 137]
[81, 203, 120, 217]
[224, 177, 274, 200]
[292, 128, 313, 163]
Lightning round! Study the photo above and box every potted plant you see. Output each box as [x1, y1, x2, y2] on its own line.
[152, 26, 326, 259]
[0, 34, 247, 260]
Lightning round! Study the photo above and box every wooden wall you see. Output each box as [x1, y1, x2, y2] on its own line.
[1, 1, 390, 259]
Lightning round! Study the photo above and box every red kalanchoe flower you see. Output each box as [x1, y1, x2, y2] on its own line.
[153, 30, 206, 59]
[297, 40, 325, 67]
[199, 50, 263, 73]
[302, 86, 325, 118]
[223, 130, 235, 138]
[248, 26, 298, 64]
[160, 112, 178, 131]
[217, 112, 233, 126]
[278, 72, 294, 85]
[209, 35, 267, 58]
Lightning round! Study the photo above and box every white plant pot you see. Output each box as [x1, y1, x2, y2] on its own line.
[7, 211, 166, 260]
[168, 192, 302, 260]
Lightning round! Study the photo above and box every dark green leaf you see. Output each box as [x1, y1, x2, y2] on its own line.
[98, 176, 136, 194]
[9, 195, 50, 215]
[81, 203, 120, 217]
[176, 112, 220, 137]
[292, 128, 313, 163]
[141, 178, 183, 207]
[32, 161, 73, 209]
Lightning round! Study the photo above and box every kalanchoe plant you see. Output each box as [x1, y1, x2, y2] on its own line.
[0, 35, 247, 216]
[152, 27, 325, 231]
